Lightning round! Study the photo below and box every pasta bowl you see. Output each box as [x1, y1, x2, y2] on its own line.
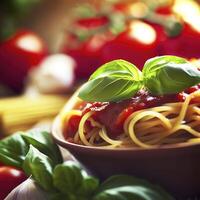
[52, 56, 200, 199]
[52, 106, 200, 200]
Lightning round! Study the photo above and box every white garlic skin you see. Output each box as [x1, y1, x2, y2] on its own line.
[5, 178, 49, 200]
[30, 54, 76, 94]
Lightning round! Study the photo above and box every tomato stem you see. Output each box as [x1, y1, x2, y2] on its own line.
[144, 12, 183, 37]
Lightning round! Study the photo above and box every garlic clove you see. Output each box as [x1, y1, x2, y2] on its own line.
[28, 54, 76, 94]
[5, 178, 49, 200]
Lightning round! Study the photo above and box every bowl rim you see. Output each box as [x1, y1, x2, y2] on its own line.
[52, 114, 200, 153]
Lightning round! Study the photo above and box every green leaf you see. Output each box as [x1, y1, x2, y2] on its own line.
[50, 193, 88, 200]
[53, 161, 84, 195]
[164, 16, 183, 37]
[0, 130, 63, 168]
[93, 175, 174, 200]
[78, 174, 99, 197]
[49, 193, 74, 200]
[74, 4, 97, 18]
[93, 186, 168, 200]
[53, 161, 98, 199]
[143, 56, 200, 95]
[79, 60, 142, 102]
[23, 145, 54, 191]
[22, 130, 63, 165]
[0, 132, 28, 168]
[89, 59, 141, 80]
[109, 13, 126, 35]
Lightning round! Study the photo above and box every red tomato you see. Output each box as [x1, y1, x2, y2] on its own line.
[115, 103, 145, 129]
[65, 33, 112, 79]
[113, 2, 130, 12]
[62, 16, 113, 79]
[0, 166, 27, 199]
[185, 85, 199, 94]
[76, 16, 109, 29]
[0, 30, 48, 92]
[160, 23, 200, 59]
[100, 21, 159, 70]
[155, 5, 173, 15]
[64, 115, 82, 138]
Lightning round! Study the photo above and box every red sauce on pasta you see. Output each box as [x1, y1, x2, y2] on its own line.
[64, 86, 200, 140]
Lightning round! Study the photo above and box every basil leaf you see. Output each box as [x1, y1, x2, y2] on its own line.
[78, 174, 99, 197]
[22, 130, 63, 165]
[0, 130, 63, 168]
[93, 185, 170, 200]
[23, 145, 54, 191]
[0, 132, 29, 168]
[109, 13, 126, 35]
[53, 161, 98, 199]
[49, 193, 72, 200]
[143, 56, 200, 95]
[53, 161, 84, 195]
[79, 60, 142, 102]
[90, 59, 141, 81]
[93, 175, 174, 200]
[50, 193, 87, 200]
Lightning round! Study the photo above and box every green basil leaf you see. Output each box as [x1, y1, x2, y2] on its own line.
[93, 175, 174, 200]
[50, 193, 88, 200]
[89, 59, 141, 81]
[93, 185, 170, 200]
[164, 16, 183, 37]
[0, 130, 63, 168]
[0, 132, 29, 168]
[109, 13, 126, 35]
[53, 161, 84, 195]
[22, 130, 63, 165]
[79, 60, 142, 102]
[143, 56, 200, 95]
[49, 193, 70, 200]
[78, 174, 99, 197]
[23, 145, 54, 191]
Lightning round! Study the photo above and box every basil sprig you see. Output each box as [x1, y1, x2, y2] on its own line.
[79, 56, 200, 102]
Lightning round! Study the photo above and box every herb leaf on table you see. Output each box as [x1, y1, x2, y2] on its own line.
[23, 145, 54, 191]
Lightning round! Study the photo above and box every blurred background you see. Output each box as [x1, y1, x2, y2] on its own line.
[1, 0, 200, 136]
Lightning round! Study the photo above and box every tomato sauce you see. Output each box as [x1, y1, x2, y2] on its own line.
[64, 86, 200, 140]
[82, 90, 179, 137]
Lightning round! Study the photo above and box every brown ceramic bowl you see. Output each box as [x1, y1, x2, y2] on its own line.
[52, 96, 200, 200]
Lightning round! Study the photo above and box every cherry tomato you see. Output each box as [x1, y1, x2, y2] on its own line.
[0, 30, 48, 92]
[100, 21, 159, 70]
[160, 23, 200, 59]
[76, 16, 109, 29]
[115, 103, 145, 129]
[0, 166, 27, 199]
[64, 115, 82, 138]
[113, 2, 130, 12]
[155, 5, 173, 15]
[65, 33, 112, 79]
[62, 16, 113, 79]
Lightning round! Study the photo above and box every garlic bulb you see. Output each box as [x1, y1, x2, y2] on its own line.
[5, 178, 49, 200]
[29, 54, 75, 94]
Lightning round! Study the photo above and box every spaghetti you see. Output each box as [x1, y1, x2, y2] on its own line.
[62, 89, 200, 148]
